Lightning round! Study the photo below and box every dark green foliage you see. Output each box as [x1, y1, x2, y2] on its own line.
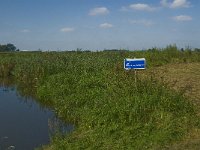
[0, 43, 17, 52]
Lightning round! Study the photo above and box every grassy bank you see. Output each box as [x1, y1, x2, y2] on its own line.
[148, 63, 200, 150]
[0, 47, 200, 149]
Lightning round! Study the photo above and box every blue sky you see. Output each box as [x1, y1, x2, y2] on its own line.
[0, 0, 199, 50]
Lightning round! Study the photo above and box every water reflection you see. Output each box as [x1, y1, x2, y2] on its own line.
[48, 116, 74, 137]
[0, 78, 74, 150]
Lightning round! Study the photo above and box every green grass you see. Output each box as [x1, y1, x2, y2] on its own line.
[147, 63, 200, 150]
[0, 47, 200, 149]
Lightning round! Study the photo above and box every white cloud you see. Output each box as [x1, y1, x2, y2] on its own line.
[99, 23, 113, 28]
[21, 29, 30, 33]
[161, 0, 190, 8]
[171, 0, 190, 8]
[129, 3, 157, 11]
[60, 27, 74, 32]
[130, 19, 155, 26]
[89, 7, 109, 16]
[120, 6, 129, 11]
[172, 15, 192, 21]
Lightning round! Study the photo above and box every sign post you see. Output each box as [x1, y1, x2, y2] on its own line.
[124, 58, 146, 89]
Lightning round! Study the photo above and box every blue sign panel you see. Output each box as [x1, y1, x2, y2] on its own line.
[124, 58, 146, 70]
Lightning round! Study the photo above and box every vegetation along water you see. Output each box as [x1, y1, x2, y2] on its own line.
[0, 45, 200, 149]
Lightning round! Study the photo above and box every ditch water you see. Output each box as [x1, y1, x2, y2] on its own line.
[0, 84, 73, 150]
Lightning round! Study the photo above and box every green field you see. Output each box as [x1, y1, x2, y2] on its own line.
[0, 46, 200, 149]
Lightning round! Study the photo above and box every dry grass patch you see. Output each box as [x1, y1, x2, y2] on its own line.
[149, 62, 200, 105]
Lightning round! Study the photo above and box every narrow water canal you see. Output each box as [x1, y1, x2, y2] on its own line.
[0, 85, 73, 150]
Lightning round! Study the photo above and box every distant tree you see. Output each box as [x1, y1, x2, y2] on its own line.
[0, 45, 7, 51]
[194, 48, 200, 52]
[0, 43, 17, 52]
[76, 48, 82, 51]
[147, 47, 160, 52]
[6, 43, 16, 51]
[181, 48, 184, 52]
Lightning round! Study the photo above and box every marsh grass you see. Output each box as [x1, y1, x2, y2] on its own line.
[0, 47, 200, 149]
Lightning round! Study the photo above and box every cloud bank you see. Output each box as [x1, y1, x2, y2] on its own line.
[161, 0, 190, 8]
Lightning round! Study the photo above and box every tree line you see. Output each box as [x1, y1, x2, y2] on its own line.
[0, 43, 18, 52]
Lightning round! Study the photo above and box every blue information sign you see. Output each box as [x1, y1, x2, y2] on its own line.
[124, 58, 146, 70]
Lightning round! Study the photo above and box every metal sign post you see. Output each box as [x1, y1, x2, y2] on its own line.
[134, 69, 137, 89]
